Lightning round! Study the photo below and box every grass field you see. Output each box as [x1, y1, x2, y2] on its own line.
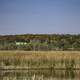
[0, 51, 80, 69]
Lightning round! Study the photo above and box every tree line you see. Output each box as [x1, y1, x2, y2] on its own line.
[0, 34, 80, 50]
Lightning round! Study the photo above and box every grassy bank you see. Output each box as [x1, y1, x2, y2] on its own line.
[0, 51, 80, 69]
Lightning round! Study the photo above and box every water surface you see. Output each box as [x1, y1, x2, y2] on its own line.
[0, 69, 80, 80]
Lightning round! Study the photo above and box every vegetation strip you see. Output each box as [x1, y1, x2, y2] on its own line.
[0, 34, 80, 50]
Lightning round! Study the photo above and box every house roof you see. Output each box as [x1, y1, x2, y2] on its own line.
[16, 39, 26, 42]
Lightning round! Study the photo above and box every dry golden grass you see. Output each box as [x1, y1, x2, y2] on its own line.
[0, 51, 80, 60]
[0, 51, 80, 68]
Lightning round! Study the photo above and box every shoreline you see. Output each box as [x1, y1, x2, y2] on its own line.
[1, 67, 80, 70]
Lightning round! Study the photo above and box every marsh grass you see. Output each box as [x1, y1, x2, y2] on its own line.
[0, 51, 80, 69]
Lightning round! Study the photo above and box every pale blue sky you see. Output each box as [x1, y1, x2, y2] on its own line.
[0, 0, 80, 35]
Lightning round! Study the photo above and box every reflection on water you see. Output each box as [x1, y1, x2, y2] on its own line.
[0, 69, 80, 80]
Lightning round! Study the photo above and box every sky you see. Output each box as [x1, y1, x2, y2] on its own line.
[0, 0, 80, 35]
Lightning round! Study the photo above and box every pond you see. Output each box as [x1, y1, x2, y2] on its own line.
[0, 69, 80, 80]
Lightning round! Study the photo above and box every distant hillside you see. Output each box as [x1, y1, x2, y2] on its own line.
[0, 34, 80, 50]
